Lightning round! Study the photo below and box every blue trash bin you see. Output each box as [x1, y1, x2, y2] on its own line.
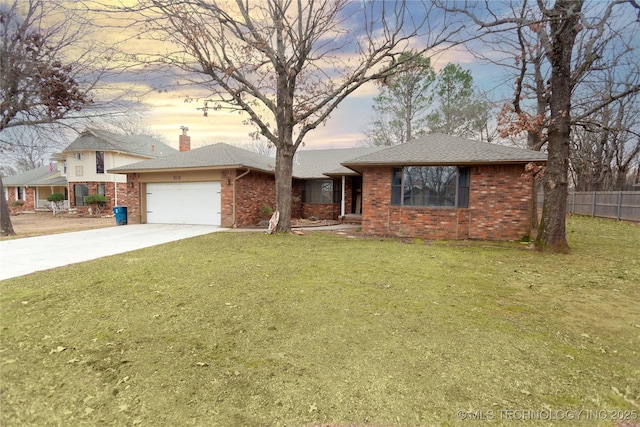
[112, 206, 128, 225]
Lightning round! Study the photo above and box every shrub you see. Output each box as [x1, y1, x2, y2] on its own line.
[85, 194, 107, 205]
[46, 193, 65, 203]
[259, 204, 274, 220]
[11, 200, 24, 207]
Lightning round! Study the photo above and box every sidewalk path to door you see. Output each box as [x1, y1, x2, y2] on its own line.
[0, 224, 220, 281]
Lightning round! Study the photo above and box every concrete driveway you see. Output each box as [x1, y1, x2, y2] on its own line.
[0, 224, 221, 281]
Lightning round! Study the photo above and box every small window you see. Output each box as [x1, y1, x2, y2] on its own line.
[97, 184, 105, 196]
[16, 187, 24, 200]
[75, 153, 83, 161]
[96, 151, 105, 174]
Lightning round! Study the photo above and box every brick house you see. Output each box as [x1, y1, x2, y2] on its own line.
[3, 128, 177, 214]
[3, 164, 68, 213]
[110, 134, 547, 240]
[342, 134, 547, 240]
[57, 128, 177, 213]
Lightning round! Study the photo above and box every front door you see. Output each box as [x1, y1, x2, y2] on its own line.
[351, 176, 362, 214]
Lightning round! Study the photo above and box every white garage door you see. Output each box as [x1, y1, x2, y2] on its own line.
[146, 182, 221, 225]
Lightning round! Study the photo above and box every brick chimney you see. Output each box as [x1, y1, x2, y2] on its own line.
[179, 126, 191, 152]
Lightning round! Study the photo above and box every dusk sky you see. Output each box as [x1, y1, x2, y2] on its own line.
[81, 1, 510, 152]
[139, 47, 491, 151]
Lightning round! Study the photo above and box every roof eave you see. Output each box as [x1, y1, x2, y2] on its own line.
[341, 159, 547, 169]
[107, 164, 275, 175]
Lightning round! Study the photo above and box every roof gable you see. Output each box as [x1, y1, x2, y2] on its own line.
[63, 128, 177, 158]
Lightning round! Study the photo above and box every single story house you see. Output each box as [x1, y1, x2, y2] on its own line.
[109, 134, 547, 240]
[3, 164, 68, 212]
[3, 128, 177, 213]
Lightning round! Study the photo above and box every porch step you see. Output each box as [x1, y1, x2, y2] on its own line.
[340, 214, 362, 224]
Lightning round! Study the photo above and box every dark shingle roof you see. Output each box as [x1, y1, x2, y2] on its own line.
[109, 134, 548, 178]
[64, 128, 177, 158]
[3, 165, 65, 187]
[293, 147, 385, 179]
[342, 134, 547, 172]
[109, 143, 276, 173]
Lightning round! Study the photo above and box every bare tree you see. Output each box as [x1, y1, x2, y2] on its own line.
[117, 0, 464, 232]
[0, 127, 67, 173]
[443, 0, 640, 253]
[0, 0, 123, 236]
[571, 75, 640, 191]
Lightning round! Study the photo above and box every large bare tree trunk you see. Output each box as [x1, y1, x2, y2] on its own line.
[0, 176, 16, 236]
[274, 145, 294, 233]
[535, 0, 583, 253]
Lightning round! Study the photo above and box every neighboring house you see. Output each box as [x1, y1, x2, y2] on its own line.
[3, 128, 178, 214]
[3, 164, 68, 212]
[110, 134, 547, 240]
[55, 128, 177, 212]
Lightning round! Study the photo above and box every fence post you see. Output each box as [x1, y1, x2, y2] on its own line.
[617, 191, 622, 221]
[591, 192, 596, 217]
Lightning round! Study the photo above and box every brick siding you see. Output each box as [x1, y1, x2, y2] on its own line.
[120, 175, 141, 224]
[361, 164, 533, 241]
[69, 181, 127, 214]
[6, 187, 36, 212]
[302, 203, 340, 220]
[221, 170, 276, 227]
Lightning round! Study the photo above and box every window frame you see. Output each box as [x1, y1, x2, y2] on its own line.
[303, 179, 334, 204]
[96, 151, 105, 174]
[391, 166, 470, 208]
[74, 184, 89, 207]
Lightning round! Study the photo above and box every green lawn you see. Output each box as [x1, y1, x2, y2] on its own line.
[1, 216, 639, 426]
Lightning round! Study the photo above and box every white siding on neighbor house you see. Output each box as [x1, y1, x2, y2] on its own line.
[65, 151, 151, 183]
[146, 182, 221, 226]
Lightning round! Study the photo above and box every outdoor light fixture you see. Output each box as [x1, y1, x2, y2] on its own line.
[227, 178, 231, 185]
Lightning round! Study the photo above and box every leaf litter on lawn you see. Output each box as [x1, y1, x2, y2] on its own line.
[1, 216, 639, 426]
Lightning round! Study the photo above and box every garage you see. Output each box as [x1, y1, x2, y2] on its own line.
[146, 182, 221, 225]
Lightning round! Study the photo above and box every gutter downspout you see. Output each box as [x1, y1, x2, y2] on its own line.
[232, 168, 251, 228]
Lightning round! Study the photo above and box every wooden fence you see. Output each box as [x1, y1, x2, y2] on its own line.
[566, 191, 640, 222]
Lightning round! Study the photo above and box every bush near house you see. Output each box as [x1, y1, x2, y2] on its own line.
[46, 193, 65, 211]
[84, 194, 107, 214]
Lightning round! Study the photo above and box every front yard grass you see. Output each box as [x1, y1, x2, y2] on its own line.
[1, 216, 639, 426]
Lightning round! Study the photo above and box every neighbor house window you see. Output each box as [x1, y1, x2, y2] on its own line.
[16, 186, 24, 200]
[303, 180, 334, 204]
[96, 151, 105, 174]
[391, 166, 470, 208]
[74, 184, 89, 206]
